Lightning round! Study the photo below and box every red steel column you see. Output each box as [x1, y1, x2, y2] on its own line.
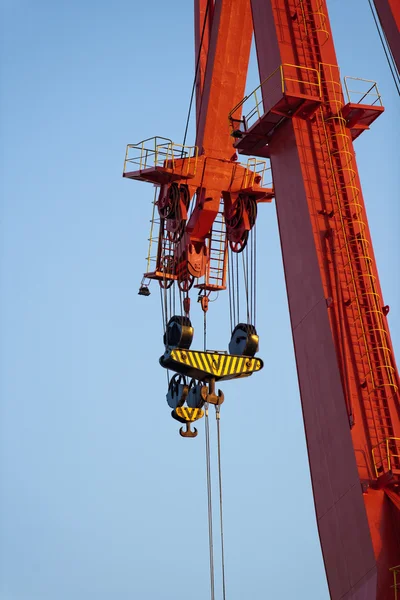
[250, 0, 400, 598]
[373, 0, 400, 74]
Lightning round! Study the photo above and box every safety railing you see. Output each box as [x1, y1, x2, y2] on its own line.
[372, 437, 400, 478]
[242, 158, 272, 189]
[343, 77, 383, 107]
[124, 136, 198, 177]
[391, 565, 400, 600]
[229, 64, 321, 134]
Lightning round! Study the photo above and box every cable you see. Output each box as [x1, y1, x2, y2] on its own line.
[367, 0, 400, 95]
[236, 251, 240, 324]
[204, 403, 215, 600]
[204, 309, 207, 352]
[228, 248, 234, 331]
[182, 1, 211, 148]
[242, 249, 250, 325]
[254, 222, 257, 330]
[215, 404, 226, 600]
[159, 286, 170, 386]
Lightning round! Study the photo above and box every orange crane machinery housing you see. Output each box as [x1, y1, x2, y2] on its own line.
[123, 1, 400, 598]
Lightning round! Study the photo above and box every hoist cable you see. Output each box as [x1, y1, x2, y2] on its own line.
[228, 247, 236, 328]
[228, 250, 234, 332]
[367, 0, 400, 95]
[159, 286, 170, 385]
[215, 405, 226, 600]
[182, 1, 210, 148]
[204, 309, 207, 352]
[204, 403, 215, 600]
[236, 252, 240, 324]
[250, 228, 254, 326]
[254, 223, 257, 329]
[242, 249, 250, 325]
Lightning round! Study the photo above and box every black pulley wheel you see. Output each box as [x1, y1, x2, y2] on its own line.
[166, 374, 187, 409]
[229, 323, 259, 357]
[164, 315, 194, 350]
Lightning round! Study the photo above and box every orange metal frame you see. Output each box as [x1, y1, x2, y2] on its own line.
[125, 1, 400, 597]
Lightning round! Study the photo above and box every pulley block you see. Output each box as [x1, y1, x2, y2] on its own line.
[158, 182, 180, 219]
[186, 380, 208, 409]
[166, 374, 188, 409]
[160, 348, 263, 381]
[158, 253, 175, 289]
[160, 184, 191, 243]
[174, 406, 204, 422]
[225, 194, 257, 253]
[228, 323, 259, 357]
[163, 315, 194, 350]
[171, 406, 204, 438]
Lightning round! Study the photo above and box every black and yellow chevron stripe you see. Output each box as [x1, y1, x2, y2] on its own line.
[160, 349, 263, 381]
[175, 407, 204, 422]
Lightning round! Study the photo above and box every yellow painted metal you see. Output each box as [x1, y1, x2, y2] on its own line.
[371, 438, 400, 478]
[343, 76, 383, 106]
[206, 200, 227, 290]
[314, 63, 397, 466]
[170, 349, 262, 379]
[390, 565, 400, 600]
[144, 187, 159, 274]
[175, 406, 204, 422]
[123, 136, 198, 178]
[243, 157, 272, 189]
[294, 0, 330, 45]
[228, 63, 321, 134]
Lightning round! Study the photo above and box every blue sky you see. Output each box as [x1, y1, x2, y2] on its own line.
[1, 1, 398, 599]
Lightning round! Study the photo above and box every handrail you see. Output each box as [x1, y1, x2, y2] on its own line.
[229, 63, 321, 134]
[123, 137, 199, 177]
[343, 76, 383, 107]
[390, 565, 400, 600]
[241, 157, 272, 189]
[371, 437, 400, 478]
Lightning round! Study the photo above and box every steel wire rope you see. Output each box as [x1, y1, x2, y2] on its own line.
[228, 249, 234, 332]
[250, 227, 255, 327]
[228, 247, 237, 328]
[202, 288, 216, 600]
[236, 252, 240, 324]
[255, 225, 257, 329]
[204, 401, 215, 600]
[242, 246, 250, 325]
[182, 1, 211, 149]
[367, 0, 400, 95]
[159, 286, 170, 386]
[215, 404, 226, 600]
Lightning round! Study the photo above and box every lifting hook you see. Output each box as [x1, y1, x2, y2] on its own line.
[179, 422, 198, 438]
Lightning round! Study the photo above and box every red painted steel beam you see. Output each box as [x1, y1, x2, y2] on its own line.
[194, 0, 214, 124]
[373, 0, 400, 73]
[195, 0, 252, 158]
[248, 0, 400, 598]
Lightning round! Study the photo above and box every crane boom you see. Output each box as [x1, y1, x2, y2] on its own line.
[124, 1, 400, 597]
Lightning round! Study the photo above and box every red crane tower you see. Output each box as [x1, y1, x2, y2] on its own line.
[123, 1, 400, 598]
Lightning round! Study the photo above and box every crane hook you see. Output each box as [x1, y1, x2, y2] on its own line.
[179, 422, 198, 438]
